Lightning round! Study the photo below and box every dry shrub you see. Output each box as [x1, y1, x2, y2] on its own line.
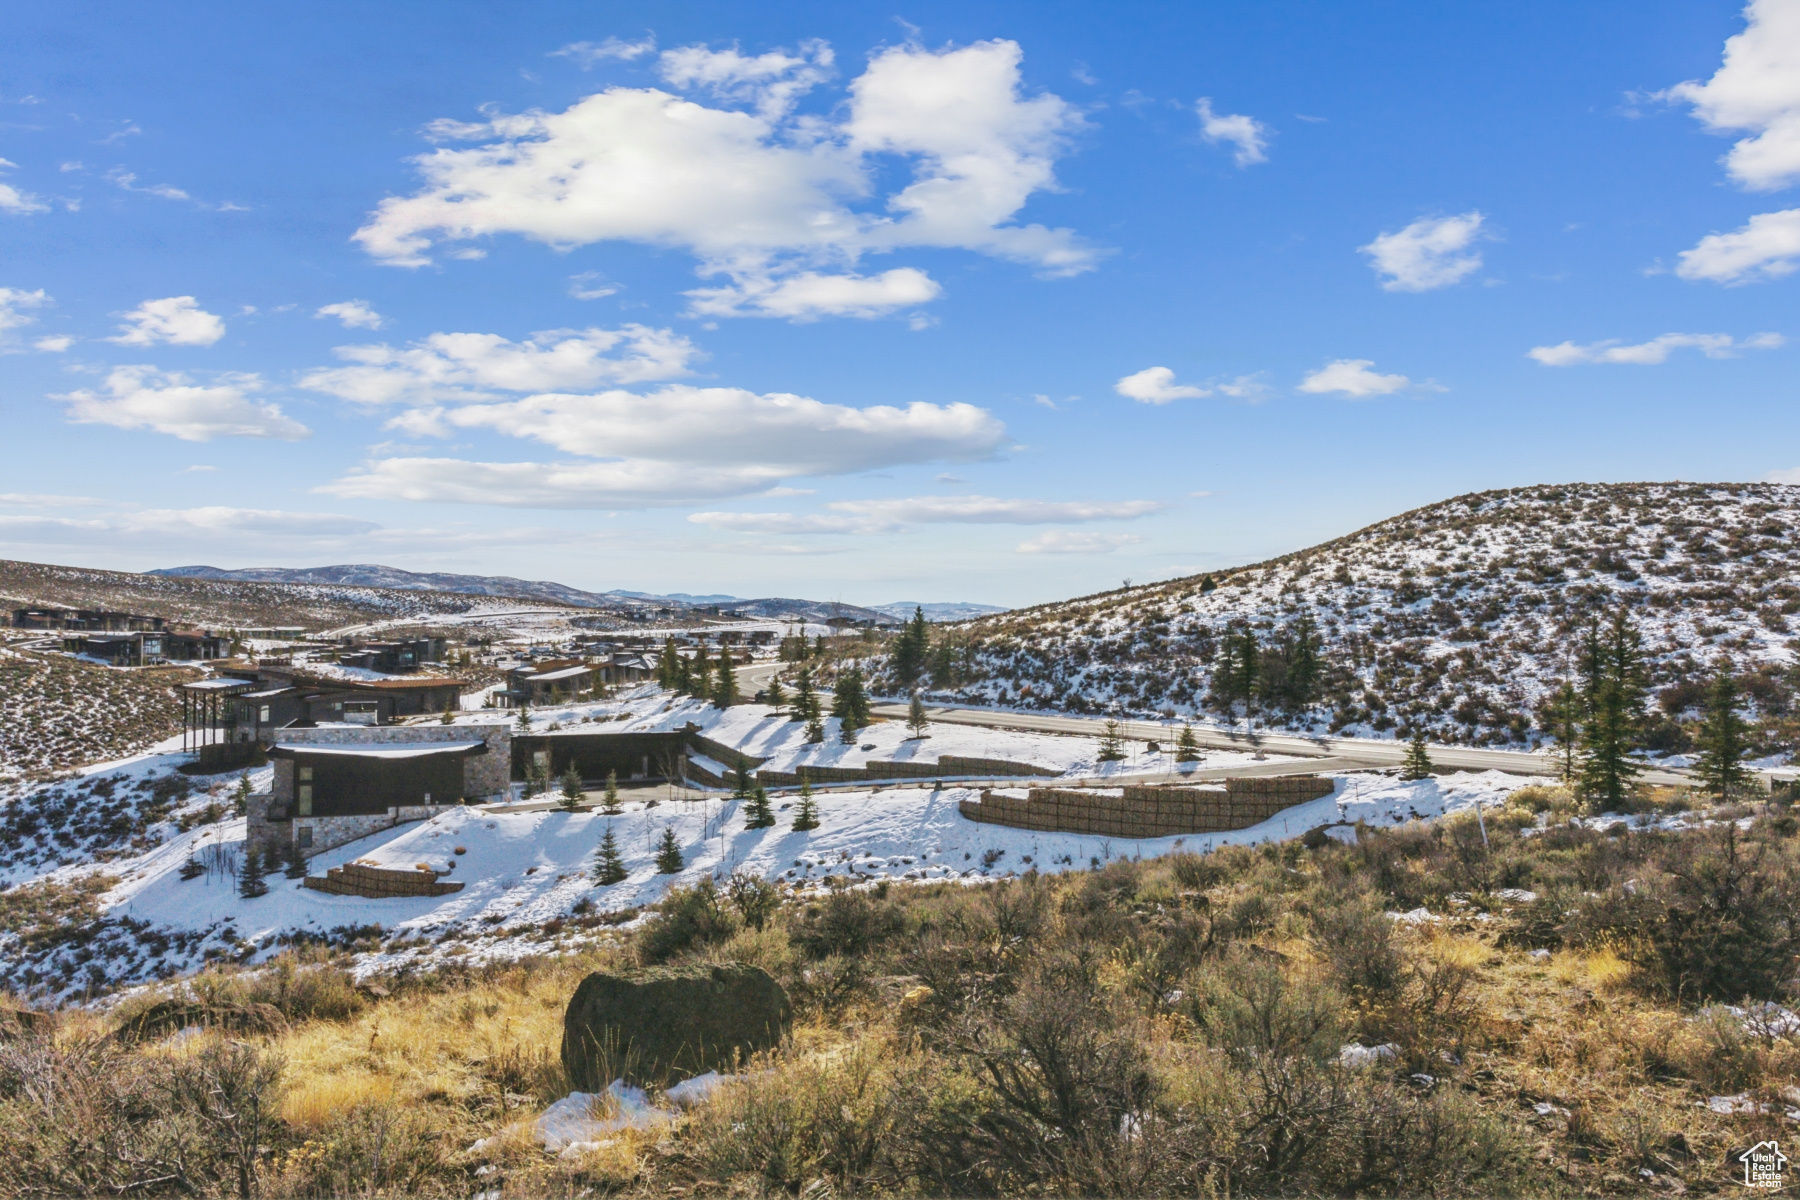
[678, 1039, 896, 1192]
[0, 1031, 283, 1198]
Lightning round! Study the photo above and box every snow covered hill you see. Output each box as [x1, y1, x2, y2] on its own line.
[1, 559, 515, 629]
[0, 685, 1532, 1001]
[910, 483, 1800, 753]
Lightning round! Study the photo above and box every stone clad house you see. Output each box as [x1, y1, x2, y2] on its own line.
[247, 723, 510, 858]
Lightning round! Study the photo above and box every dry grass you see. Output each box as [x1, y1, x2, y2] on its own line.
[5, 809, 1796, 1197]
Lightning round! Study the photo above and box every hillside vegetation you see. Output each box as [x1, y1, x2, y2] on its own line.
[904, 483, 1800, 753]
[4, 793, 1796, 1197]
[0, 559, 520, 631]
[0, 643, 196, 782]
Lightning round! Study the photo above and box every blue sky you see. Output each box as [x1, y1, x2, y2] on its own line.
[1, 1, 1796, 606]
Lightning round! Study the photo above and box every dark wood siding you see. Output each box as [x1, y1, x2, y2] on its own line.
[298, 752, 470, 815]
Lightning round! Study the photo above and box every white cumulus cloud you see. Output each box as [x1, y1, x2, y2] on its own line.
[1298, 358, 1412, 397]
[1016, 530, 1145, 554]
[833, 494, 1161, 524]
[58, 365, 309, 441]
[0, 286, 48, 336]
[686, 267, 940, 319]
[323, 385, 1006, 509]
[109, 296, 226, 347]
[1676, 207, 1800, 283]
[1528, 331, 1784, 365]
[0, 182, 48, 215]
[1114, 366, 1209, 404]
[1196, 98, 1268, 166]
[300, 325, 700, 404]
[322, 458, 791, 508]
[1359, 212, 1486, 291]
[658, 40, 833, 120]
[315, 300, 384, 329]
[552, 35, 657, 65]
[1664, 0, 1800, 192]
[353, 38, 1093, 319]
[690, 493, 1161, 535]
[34, 335, 72, 352]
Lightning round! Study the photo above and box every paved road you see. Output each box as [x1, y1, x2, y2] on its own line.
[870, 701, 1700, 789]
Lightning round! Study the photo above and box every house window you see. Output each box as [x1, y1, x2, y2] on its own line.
[259, 706, 271, 723]
[298, 765, 313, 781]
[297, 826, 313, 848]
[297, 785, 313, 816]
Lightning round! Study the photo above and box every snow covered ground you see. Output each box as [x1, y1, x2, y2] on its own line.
[1, 683, 1551, 1000]
[466, 686, 1298, 782]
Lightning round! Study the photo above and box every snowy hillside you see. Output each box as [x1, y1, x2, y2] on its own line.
[0, 684, 1533, 1001]
[1, 558, 522, 629]
[0, 644, 195, 782]
[910, 483, 1800, 751]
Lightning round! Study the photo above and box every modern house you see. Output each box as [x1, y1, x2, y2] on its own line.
[180, 663, 468, 768]
[246, 723, 510, 857]
[65, 628, 228, 666]
[336, 636, 446, 673]
[11, 607, 168, 632]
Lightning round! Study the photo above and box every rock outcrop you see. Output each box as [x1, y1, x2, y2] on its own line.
[561, 963, 790, 1089]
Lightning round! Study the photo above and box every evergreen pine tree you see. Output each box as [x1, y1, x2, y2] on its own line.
[694, 643, 715, 701]
[592, 823, 629, 884]
[523, 754, 550, 799]
[654, 826, 685, 874]
[602, 769, 622, 814]
[792, 667, 818, 723]
[805, 711, 825, 744]
[832, 667, 871, 742]
[791, 780, 820, 831]
[894, 606, 929, 688]
[733, 763, 753, 799]
[516, 701, 533, 731]
[674, 644, 693, 695]
[1541, 679, 1583, 783]
[237, 843, 268, 898]
[765, 674, 786, 710]
[1235, 626, 1261, 725]
[179, 851, 205, 881]
[441, 700, 457, 724]
[713, 645, 739, 707]
[1098, 719, 1126, 762]
[1577, 608, 1647, 811]
[813, 634, 827, 661]
[1399, 730, 1434, 780]
[1285, 612, 1322, 710]
[906, 690, 930, 739]
[1175, 723, 1201, 763]
[1692, 658, 1751, 800]
[559, 761, 585, 811]
[233, 772, 252, 817]
[744, 783, 775, 829]
[283, 839, 307, 879]
[657, 640, 682, 690]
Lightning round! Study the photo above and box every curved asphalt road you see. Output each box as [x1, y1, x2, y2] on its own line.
[870, 701, 1703, 789]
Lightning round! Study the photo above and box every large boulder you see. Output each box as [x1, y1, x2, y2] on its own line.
[562, 963, 791, 1089]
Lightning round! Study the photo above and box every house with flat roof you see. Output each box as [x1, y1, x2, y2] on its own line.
[246, 723, 510, 857]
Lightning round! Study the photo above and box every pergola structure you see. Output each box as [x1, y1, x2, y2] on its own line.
[180, 677, 255, 753]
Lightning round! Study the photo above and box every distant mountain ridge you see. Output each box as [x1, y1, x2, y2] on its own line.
[152, 563, 637, 611]
[150, 564, 925, 625]
[873, 601, 1010, 622]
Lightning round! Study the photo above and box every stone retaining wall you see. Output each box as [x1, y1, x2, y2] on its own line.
[687, 734, 766, 772]
[754, 755, 1057, 788]
[303, 859, 465, 898]
[959, 775, 1336, 837]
